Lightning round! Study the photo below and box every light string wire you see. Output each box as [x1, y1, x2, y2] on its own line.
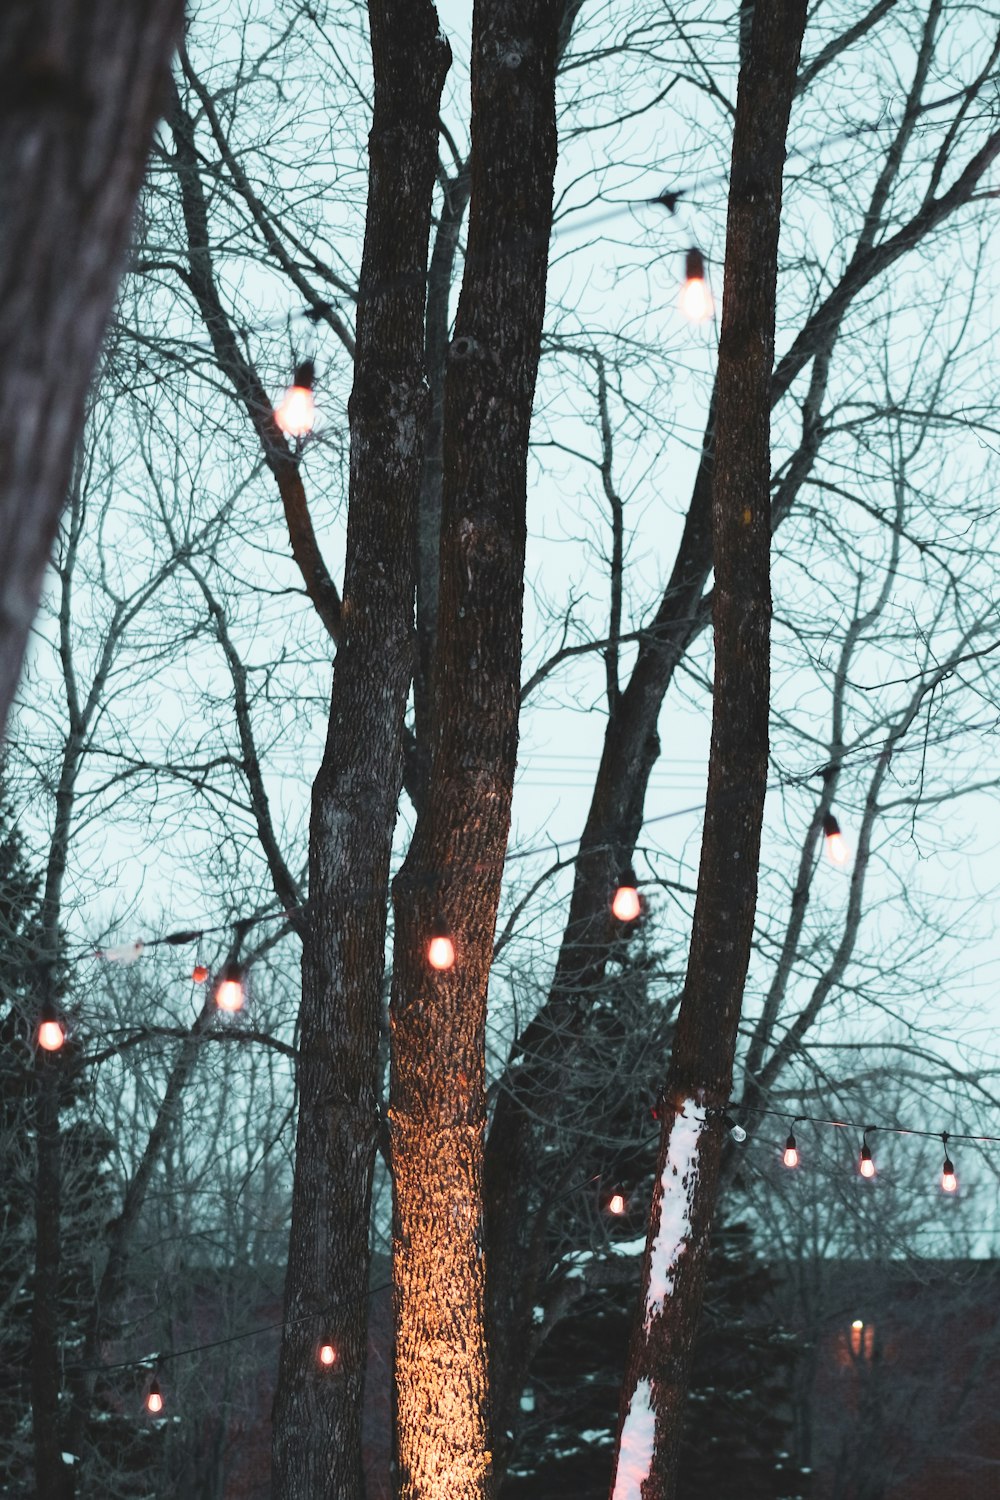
[67, 1099, 1000, 1382]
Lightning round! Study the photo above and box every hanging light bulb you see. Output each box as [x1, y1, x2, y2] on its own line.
[783, 1132, 799, 1169]
[611, 867, 641, 923]
[822, 812, 850, 867]
[940, 1133, 957, 1193]
[192, 965, 209, 984]
[37, 1004, 66, 1053]
[679, 247, 714, 323]
[724, 1114, 747, 1143]
[859, 1129, 876, 1179]
[274, 359, 316, 437]
[427, 916, 456, 972]
[145, 1379, 164, 1415]
[214, 961, 246, 1013]
[607, 1188, 627, 1216]
[318, 1343, 338, 1368]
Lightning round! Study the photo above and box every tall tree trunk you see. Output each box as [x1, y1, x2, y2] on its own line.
[0, 0, 183, 736]
[388, 3, 562, 1496]
[31, 1051, 68, 1500]
[270, 6, 449, 1498]
[608, 3, 806, 1498]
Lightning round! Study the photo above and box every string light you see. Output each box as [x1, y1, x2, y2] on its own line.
[274, 359, 316, 437]
[214, 962, 246, 1013]
[606, 1187, 627, 1216]
[144, 1378, 164, 1415]
[724, 1114, 747, 1143]
[37, 1002, 66, 1053]
[318, 1343, 338, 1367]
[859, 1128, 876, 1179]
[427, 917, 456, 972]
[611, 867, 641, 923]
[679, 247, 713, 323]
[941, 1133, 957, 1193]
[192, 965, 209, 984]
[783, 1130, 800, 1169]
[822, 811, 850, 867]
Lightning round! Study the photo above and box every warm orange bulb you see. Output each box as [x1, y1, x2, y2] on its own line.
[275, 385, 315, 437]
[859, 1150, 876, 1178]
[215, 964, 246, 1012]
[192, 965, 209, 984]
[318, 1343, 337, 1367]
[941, 1169, 957, 1193]
[783, 1145, 799, 1169]
[825, 831, 849, 866]
[608, 1191, 626, 1216]
[37, 1019, 65, 1052]
[427, 934, 455, 971]
[611, 883, 641, 922]
[145, 1382, 163, 1414]
[679, 276, 714, 323]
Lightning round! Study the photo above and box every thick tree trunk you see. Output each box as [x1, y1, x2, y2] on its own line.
[31, 1053, 68, 1500]
[0, 0, 183, 736]
[270, 6, 449, 1498]
[608, 3, 806, 1498]
[388, 3, 562, 1496]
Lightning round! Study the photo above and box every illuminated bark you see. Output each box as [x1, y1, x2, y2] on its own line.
[270, 5, 450, 1496]
[0, 0, 183, 736]
[609, 2, 806, 1496]
[389, 2, 563, 1495]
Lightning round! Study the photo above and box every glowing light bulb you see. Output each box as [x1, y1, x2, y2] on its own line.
[822, 812, 850, 867]
[611, 868, 641, 923]
[37, 1018, 66, 1052]
[192, 965, 209, 984]
[318, 1343, 337, 1367]
[427, 918, 455, 971]
[859, 1144, 876, 1178]
[851, 1318, 863, 1330]
[783, 1132, 799, 1169]
[215, 962, 246, 1013]
[608, 1190, 627, 1216]
[941, 1137, 957, 1193]
[275, 360, 316, 437]
[145, 1380, 164, 1414]
[679, 247, 714, 323]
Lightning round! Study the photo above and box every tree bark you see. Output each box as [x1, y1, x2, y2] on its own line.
[388, 3, 562, 1496]
[0, 0, 183, 737]
[608, 3, 806, 1498]
[270, 6, 449, 1498]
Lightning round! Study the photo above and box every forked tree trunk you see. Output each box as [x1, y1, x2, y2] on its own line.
[388, 3, 562, 1496]
[0, 0, 183, 737]
[270, 6, 450, 1496]
[609, 3, 806, 1497]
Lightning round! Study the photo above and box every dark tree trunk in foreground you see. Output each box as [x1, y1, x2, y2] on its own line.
[388, 3, 562, 1495]
[608, 3, 806, 1498]
[270, 6, 449, 1496]
[0, 0, 183, 736]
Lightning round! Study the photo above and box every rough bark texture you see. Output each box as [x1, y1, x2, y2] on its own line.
[608, 3, 806, 1498]
[388, 4, 562, 1496]
[270, 7, 450, 1498]
[0, 0, 183, 737]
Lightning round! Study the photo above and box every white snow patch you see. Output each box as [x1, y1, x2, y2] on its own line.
[612, 1377, 656, 1499]
[643, 1099, 707, 1329]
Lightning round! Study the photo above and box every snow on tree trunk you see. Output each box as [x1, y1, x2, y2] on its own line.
[0, 0, 183, 737]
[608, 2, 807, 1498]
[270, 6, 450, 1497]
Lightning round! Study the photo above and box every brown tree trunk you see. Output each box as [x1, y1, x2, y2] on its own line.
[388, 3, 562, 1496]
[270, 6, 449, 1498]
[0, 0, 183, 737]
[608, 3, 806, 1498]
